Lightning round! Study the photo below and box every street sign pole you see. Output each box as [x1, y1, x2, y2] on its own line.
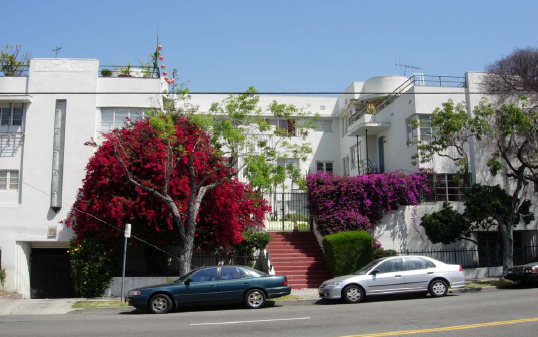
[121, 223, 131, 302]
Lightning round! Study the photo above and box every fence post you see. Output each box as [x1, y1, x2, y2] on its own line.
[523, 245, 527, 264]
[453, 248, 457, 265]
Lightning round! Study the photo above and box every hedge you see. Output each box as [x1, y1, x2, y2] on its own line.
[322, 230, 374, 277]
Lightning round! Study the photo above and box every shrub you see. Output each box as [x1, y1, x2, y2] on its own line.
[100, 68, 112, 77]
[284, 213, 308, 222]
[239, 232, 272, 255]
[0, 268, 6, 288]
[69, 238, 118, 297]
[322, 231, 374, 277]
[307, 171, 427, 236]
[374, 249, 398, 260]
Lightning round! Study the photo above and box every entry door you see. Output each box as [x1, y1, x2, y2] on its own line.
[366, 258, 405, 294]
[378, 137, 385, 173]
[179, 267, 219, 304]
[217, 266, 251, 302]
[30, 248, 75, 298]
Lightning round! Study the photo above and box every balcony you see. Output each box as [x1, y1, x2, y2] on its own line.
[347, 75, 465, 136]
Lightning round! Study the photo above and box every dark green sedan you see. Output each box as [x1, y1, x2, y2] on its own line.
[126, 265, 291, 314]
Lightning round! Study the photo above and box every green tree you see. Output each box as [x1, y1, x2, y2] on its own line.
[413, 97, 537, 272]
[421, 185, 534, 248]
[0, 45, 30, 76]
[108, 86, 316, 275]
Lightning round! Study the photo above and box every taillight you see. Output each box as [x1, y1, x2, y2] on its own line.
[282, 278, 288, 286]
[459, 265, 463, 272]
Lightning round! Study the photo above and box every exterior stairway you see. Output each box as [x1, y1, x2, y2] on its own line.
[267, 232, 332, 289]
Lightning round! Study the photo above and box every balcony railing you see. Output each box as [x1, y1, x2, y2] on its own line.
[349, 75, 466, 125]
[98, 65, 160, 78]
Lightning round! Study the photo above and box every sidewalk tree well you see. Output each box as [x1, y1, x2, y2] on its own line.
[307, 171, 427, 236]
[412, 96, 537, 272]
[66, 86, 316, 276]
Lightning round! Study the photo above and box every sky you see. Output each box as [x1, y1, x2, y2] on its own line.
[1, 0, 537, 93]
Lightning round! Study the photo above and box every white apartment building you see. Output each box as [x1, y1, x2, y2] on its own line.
[0, 59, 536, 297]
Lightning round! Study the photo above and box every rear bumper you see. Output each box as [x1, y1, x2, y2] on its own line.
[267, 286, 292, 299]
[450, 281, 466, 289]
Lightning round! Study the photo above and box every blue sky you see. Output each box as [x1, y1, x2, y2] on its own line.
[2, 0, 537, 92]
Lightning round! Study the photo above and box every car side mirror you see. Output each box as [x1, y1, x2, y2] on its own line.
[370, 269, 379, 275]
[184, 278, 192, 285]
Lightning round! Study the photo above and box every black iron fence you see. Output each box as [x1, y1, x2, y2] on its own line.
[113, 252, 268, 277]
[401, 246, 538, 268]
[264, 191, 312, 232]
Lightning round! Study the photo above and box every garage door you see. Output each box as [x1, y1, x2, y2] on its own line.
[30, 248, 76, 298]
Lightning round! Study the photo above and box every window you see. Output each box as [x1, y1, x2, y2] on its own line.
[419, 115, 432, 141]
[219, 266, 248, 280]
[0, 105, 23, 127]
[422, 173, 470, 202]
[406, 118, 418, 143]
[376, 258, 403, 274]
[190, 268, 218, 282]
[278, 158, 299, 170]
[342, 156, 349, 176]
[0, 170, 19, 191]
[100, 108, 146, 132]
[350, 144, 360, 170]
[316, 161, 333, 174]
[406, 114, 432, 144]
[320, 105, 325, 110]
[314, 120, 333, 132]
[264, 118, 297, 136]
[405, 257, 436, 270]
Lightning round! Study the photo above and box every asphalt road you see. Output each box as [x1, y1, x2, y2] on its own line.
[1, 287, 538, 337]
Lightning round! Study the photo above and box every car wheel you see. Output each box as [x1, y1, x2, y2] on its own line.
[342, 285, 364, 303]
[244, 289, 266, 309]
[149, 294, 173, 314]
[429, 280, 449, 297]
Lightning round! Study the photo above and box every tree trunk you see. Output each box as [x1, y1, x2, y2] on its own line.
[178, 238, 194, 276]
[499, 223, 514, 274]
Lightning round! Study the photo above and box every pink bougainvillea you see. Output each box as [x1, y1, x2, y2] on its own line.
[307, 171, 428, 236]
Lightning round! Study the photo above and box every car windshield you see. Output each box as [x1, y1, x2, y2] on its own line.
[175, 269, 198, 283]
[353, 259, 384, 275]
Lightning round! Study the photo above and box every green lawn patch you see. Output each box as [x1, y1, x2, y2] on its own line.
[72, 301, 128, 309]
[465, 279, 516, 288]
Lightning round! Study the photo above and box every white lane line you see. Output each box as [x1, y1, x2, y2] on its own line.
[190, 317, 311, 326]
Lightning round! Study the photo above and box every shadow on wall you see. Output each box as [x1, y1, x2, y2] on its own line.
[377, 209, 407, 251]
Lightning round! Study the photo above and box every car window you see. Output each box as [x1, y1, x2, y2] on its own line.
[219, 267, 247, 280]
[189, 268, 217, 282]
[405, 257, 437, 270]
[242, 267, 267, 278]
[376, 258, 403, 274]
[354, 259, 385, 275]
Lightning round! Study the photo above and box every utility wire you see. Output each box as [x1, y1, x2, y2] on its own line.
[21, 181, 183, 262]
[0, 91, 521, 95]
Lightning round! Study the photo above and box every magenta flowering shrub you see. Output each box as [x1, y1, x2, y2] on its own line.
[307, 171, 427, 236]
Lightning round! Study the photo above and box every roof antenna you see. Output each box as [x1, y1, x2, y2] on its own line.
[395, 58, 422, 76]
[52, 47, 63, 58]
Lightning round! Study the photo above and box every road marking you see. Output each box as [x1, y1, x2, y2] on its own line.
[190, 317, 311, 326]
[340, 317, 538, 337]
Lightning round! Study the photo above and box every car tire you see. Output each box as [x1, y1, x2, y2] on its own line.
[149, 294, 173, 314]
[244, 289, 266, 309]
[342, 285, 364, 304]
[429, 280, 449, 297]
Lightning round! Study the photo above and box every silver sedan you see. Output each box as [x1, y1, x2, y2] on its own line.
[319, 255, 465, 303]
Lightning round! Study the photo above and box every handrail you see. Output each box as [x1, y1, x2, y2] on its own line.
[348, 75, 466, 125]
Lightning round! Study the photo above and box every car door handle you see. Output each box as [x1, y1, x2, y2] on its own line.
[243, 282, 249, 285]
[427, 272, 434, 274]
[395, 275, 402, 277]
[209, 285, 216, 287]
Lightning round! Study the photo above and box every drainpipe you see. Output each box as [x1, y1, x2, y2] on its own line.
[356, 135, 360, 175]
[365, 129, 369, 174]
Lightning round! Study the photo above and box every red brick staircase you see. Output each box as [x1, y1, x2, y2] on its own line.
[268, 232, 332, 289]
